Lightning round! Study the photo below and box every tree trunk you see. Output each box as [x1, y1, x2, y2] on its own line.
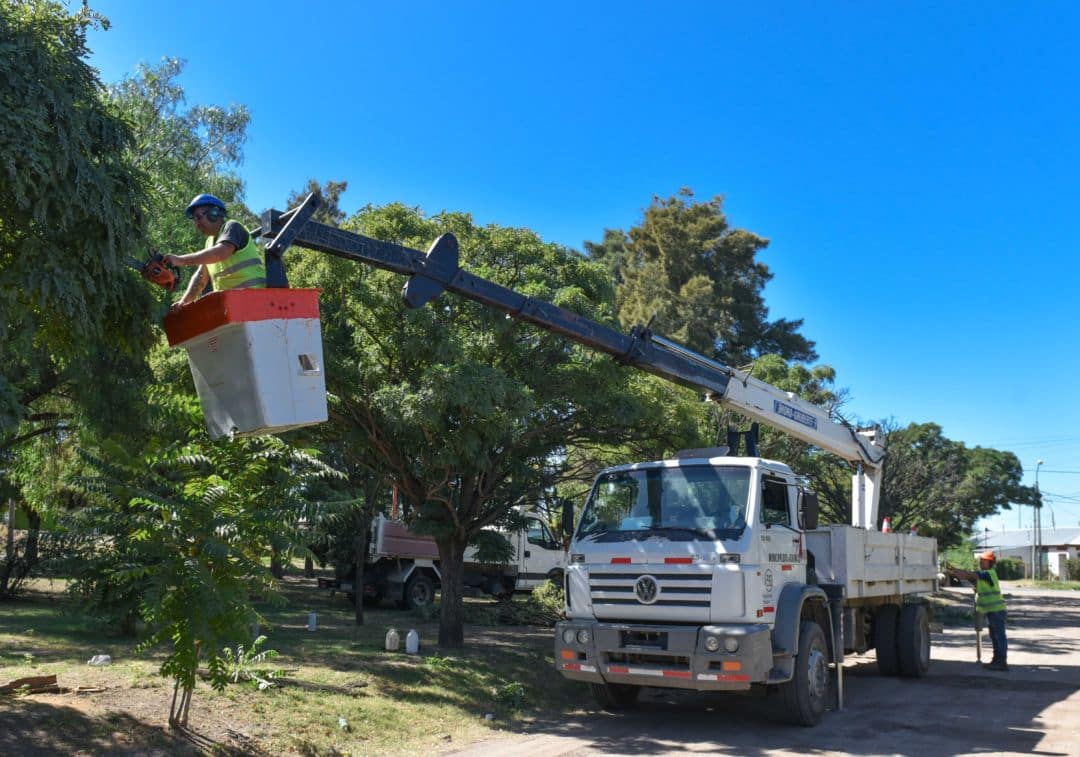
[353, 521, 369, 626]
[270, 547, 284, 579]
[436, 535, 467, 648]
[303, 555, 314, 578]
[5, 500, 14, 557]
[25, 509, 41, 565]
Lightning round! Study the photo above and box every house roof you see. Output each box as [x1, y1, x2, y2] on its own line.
[985, 527, 1080, 549]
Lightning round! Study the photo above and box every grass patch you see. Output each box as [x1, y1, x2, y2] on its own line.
[1013, 579, 1080, 591]
[0, 574, 581, 755]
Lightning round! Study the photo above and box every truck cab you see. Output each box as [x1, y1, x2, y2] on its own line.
[564, 451, 810, 628]
[512, 514, 566, 591]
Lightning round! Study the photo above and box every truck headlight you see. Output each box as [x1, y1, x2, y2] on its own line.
[723, 636, 739, 653]
[704, 635, 721, 652]
[562, 628, 576, 645]
[576, 628, 591, 645]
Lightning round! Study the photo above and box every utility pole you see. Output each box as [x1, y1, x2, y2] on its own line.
[1034, 459, 1044, 580]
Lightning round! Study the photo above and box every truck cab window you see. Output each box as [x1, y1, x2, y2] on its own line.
[527, 520, 557, 549]
[760, 478, 791, 527]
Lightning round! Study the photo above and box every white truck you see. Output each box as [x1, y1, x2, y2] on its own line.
[260, 196, 938, 724]
[552, 346, 938, 725]
[324, 511, 565, 609]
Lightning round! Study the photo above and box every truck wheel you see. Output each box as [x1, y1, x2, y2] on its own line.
[897, 603, 930, 678]
[590, 681, 640, 710]
[780, 620, 830, 726]
[874, 604, 900, 676]
[403, 573, 435, 610]
[547, 569, 564, 587]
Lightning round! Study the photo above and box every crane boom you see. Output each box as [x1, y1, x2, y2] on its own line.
[262, 194, 885, 528]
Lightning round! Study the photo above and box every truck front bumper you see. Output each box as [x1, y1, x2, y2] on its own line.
[554, 620, 773, 691]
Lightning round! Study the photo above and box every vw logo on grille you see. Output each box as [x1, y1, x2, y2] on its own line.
[634, 575, 659, 604]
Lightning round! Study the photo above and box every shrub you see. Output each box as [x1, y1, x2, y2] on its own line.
[996, 557, 1025, 580]
[1065, 557, 1080, 582]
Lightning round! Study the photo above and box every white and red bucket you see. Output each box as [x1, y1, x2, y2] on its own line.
[163, 289, 328, 439]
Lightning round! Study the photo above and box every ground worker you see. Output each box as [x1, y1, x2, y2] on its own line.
[164, 194, 266, 309]
[948, 550, 1009, 671]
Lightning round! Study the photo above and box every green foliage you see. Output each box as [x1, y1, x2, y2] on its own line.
[996, 557, 1025, 581]
[216, 635, 284, 690]
[287, 179, 349, 227]
[808, 422, 1035, 546]
[493, 680, 527, 710]
[1067, 558, 1080, 582]
[586, 188, 816, 365]
[0, 0, 157, 434]
[423, 654, 454, 670]
[108, 57, 253, 254]
[943, 542, 978, 571]
[287, 202, 674, 646]
[65, 427, 338, 722]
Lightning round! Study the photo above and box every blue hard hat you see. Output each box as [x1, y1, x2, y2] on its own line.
[185, 193, 226, 218]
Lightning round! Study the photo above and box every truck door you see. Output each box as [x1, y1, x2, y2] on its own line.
[517, 517, 564, 591]
[756, 475, 805, 621]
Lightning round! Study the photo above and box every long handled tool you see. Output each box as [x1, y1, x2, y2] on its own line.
[973, 595, 985, 663]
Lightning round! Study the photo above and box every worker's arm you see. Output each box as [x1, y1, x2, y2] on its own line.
[173, 265, 210, 309]
[947, 566, 984, 582]
[165, 240, 237, 268]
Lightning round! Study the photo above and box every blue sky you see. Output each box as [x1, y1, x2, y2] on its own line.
[86, 1, 1080, 535]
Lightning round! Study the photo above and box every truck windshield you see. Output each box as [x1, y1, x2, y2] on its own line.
[577, 465, 750, 542]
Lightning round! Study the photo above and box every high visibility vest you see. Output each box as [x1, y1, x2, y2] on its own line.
[976, 569, 1006, 614]
[205, 223, 266, 291]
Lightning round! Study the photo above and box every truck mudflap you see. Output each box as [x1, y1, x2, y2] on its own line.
[555, 621, 773, 691]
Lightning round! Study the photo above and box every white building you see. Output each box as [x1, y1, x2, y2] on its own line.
[982, 527, 1080, 579]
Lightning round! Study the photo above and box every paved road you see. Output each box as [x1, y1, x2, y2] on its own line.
[450, 587, 1080, 757]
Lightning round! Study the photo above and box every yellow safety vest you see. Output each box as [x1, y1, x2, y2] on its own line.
[205, 223, 266, 291]
[976, 569, 1006, 614]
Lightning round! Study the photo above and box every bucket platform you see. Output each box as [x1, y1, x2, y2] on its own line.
[163, 289, 328, 439]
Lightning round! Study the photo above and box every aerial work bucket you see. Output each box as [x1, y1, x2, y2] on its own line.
[163, 289, 328, 439]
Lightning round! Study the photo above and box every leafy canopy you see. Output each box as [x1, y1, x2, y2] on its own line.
[288, 202, 677, 645]
[586, 188, 816, 366]
[0, 0, 156, 433]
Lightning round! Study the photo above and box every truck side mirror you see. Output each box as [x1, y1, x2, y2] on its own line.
[799, 491, 819, 531]
[560, 499, 574, 539]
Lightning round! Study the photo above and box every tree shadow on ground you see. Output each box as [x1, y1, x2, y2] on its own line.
[0, 696, 265, 756]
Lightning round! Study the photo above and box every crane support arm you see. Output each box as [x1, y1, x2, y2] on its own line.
[262, 194, 885, 528]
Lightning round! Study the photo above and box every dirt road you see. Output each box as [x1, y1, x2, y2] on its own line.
[451, 587, 1080, 757]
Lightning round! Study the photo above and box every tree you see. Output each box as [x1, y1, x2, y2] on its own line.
[809, 422, 1037, 547]
[0, 0, 157, 435]
[287, 203, 673, 646]
[287, 179, 348, 227]
[586, 188, 816, 366]
[69, 427, 337, 727]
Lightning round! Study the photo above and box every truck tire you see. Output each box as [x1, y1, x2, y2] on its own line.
[780, 620, 830, 726]
[874, 604, 900, 676]
[402, 572, 435, 611]
[590, 681, 640, 710]
[546, 569, 564, 587]
[897, 603, 930, 677]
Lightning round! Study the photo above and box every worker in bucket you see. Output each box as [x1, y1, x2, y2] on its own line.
[164, 194, 266, 309]
[948, 551, 1009, 671]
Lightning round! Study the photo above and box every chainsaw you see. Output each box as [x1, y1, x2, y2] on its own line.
[126, 250, 179, 292]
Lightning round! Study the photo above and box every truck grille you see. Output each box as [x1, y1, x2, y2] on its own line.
[589, 570, 712, 608]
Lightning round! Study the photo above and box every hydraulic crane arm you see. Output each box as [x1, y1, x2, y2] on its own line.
[261, 194, 884, 528]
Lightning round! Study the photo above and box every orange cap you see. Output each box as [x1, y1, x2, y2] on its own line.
[980, 550, 995, 562]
